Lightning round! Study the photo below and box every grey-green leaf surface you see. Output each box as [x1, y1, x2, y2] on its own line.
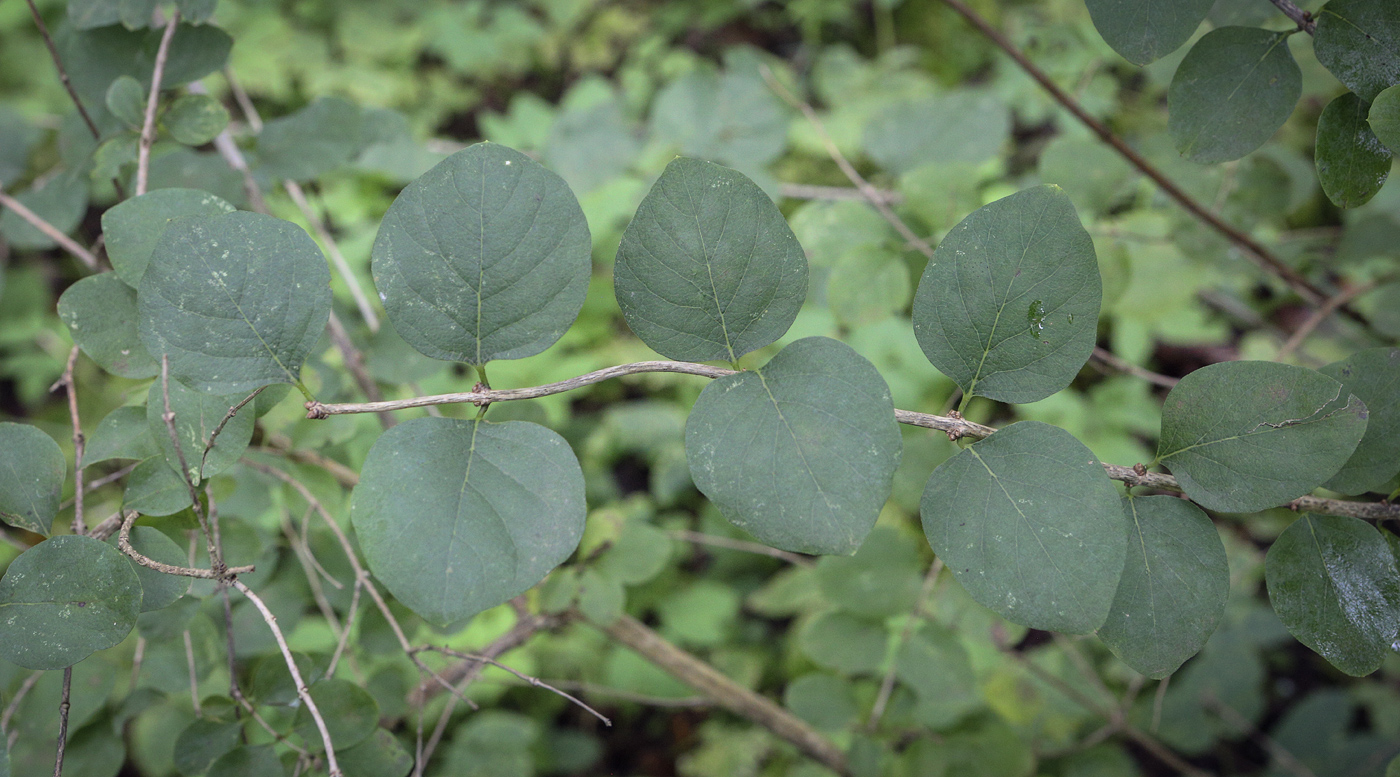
[58, 273, 158, 378]
[615, 157, 808, 363]
[85, 406, 160, 465]
[164, 94, 230, 147]
[351, 418, 586, 627]
[1316, 92, 1392, 209]
[0, 535, 142, 670]
[102, 188, 236, 286]
[0, 422, 66, 536]
[0, 106, 40, 187]
[685, 337, 902, 556]
[1314, 0, 1400, 103]
[339, 728, 413, 777]
[1265, 514, 1400, 676]
[173, 719, 242, 776]
[255, 97, 364, 182]
[1319, 348, 1400, 494]
[145, 380, 253, 484]
[1371, 84, 1400, 154]
[1098, 496, 1230, 678]
[911, 185, 1100, 404]
[68, 0, 159, 30]
[371, 142, 591, 365]
[59, 22, 233, 105]
[1085, 0, 1214, 65]
[0, 175, 88, 251]
[921, 421, 1126, 634]
[649, 65, 788, 169]
[119, 526, 191, 612]
[206, 746, 283, 777]
[294, 678, 379, 751]
[862, 90, 1010, 174]
[122, 456, 194, 516]
[105, 75, 145, 129]
[139, 211, 331, 394]
[1168, 27, 1301, 163]
[798, 611, 887, 673]
[1155, 361, 1368, 512]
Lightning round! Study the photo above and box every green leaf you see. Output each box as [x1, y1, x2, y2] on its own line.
[615, 157, 808, 363]
[1369, 84, 1400, 156]
[798, 611, 887, 674]
[685, 337, 902, 556]
[862, 90, 1010, 174]
[102, 188, 236, 286]
[1097, 496, 1229, 678]
[351, 418, 586, 627]
[595, 522, 672, 585]
[294, 678, 379, 752]
[371, 142, 591, 366]
[0, 535, 142, 669]
[118, 525, 191, 612]
[0, 174, 88, 251]
[206, 745, 284, 777]
[255, 97, 363, 182]
[1085, 0, 1214, 65]
[105, 74, 145, 129]
[1155, 361, 1369, 512]
[578, 567, 625, 626]
[1168, 28, 1301, 163]
[247, 651, 325, 706]
[814, 526, 923, 619]
[145, 379, 253, 483]
[122, 456, 193, 516]
[138, 211, 332, 394]
[60, 22, 233, 105]
[1316, 92, 1392, 209]
[1314, 0, 1400, 103]
[340, 728, 413, 777]
[0, 422, 66, 535]
[1265, 514, 1400, 676]
[1319, 348, 1400, 494]
[921, 421, 1126, 634]
[783, 673, 858, 731]
[827, 249, 911, 327]
[91, 132, 139, 185]
[58, 274, 159, 378]
[85, 406, 159, 465]
[164, 94, 229, 146]
[650, 64, 788, 169]
[0, 106, 41, 187]
[173, 719, 242, 776]
[895, 622, 981, 729]
[911, 185, 1101, 404]
[68, 0, 159, 30]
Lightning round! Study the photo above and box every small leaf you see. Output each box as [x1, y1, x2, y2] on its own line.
[0, 535, 142, 669]
[784, 673, 858, 731]
[814, 526, 923, 619]
[1319, 347, 1400, 494]
[615, 157, 808, 363]
[650, 64, 788, 169]
[1370, 84, 1400, 155]
[173, 719, 242, 776]
[206, 745, 283, 777]
[1098, 496, 1230, 678]
[0, 422, 66, 536]
[255, 97, 363, 182]
[371, 142, 591, 365]
[164, 94, 230, 146]
[102, 188, 236, 286]
[685, 337, 902, 556]
[1155, 361, 1368, 512]
[122, 456, 194, 516]
[105, 74, 146, 129]
[68, 0, 159, 30]
[911, 185, 1101, 404]
[895, 622, 981, 730]
[139, 211, 331, 394]
[339, 728, 413, 777]
[58, 274, 158, 378]
[1266, 514, 1400, 676]
[351, 418, 586, 627]
[145, 380, 253, 483]
[85, 405, 160, 465]
[294, 678, 379, 752]
[827, 249, 910, 327]
[118, 525, 192, 612]
[578, 568, 625, 626]
[798, 611, 887, 674]
[862, 91, 1010, 174]
[60, 23, 233, 105]
[1085, 0, 1214, 65]
[1314, 0, 1400, 103]
[1168, 28, 1301, 163]
[921, 421, 1126, 634]
[1315, 92, 1392, 209]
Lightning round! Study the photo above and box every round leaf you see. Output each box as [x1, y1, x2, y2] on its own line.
[1155, 361, 1369, 512]
[1266, 514, 1400, 676]
[1314, 0, 1400, 103]
[294, 678, 379, 752]
[351, 418, 586, 626]
[615, 156, 808, 363]
[0, 535, 142, 669]
[145, 380, 254, 483]
[122, 456, 194, 517]
[138, 210, 332, 394]
[921, 421, 1127, 634]
[1319, 348, 1400, 494]
[118, 526, 192, 612]
[1371, 84, 1400, 154]
[1315, 92, 1392, 209]
[685, 337, 902, 556]
[0, 422, 66, 536]
[911, 185, 1101, 404]
[1097, 496, 1230, 678]
[105, 74, 145, 129]
[371, 142, 591, 366]
[58, 273, 158, 378]
[164, 94, 230, 147]
[1085, 0, 1214, 65]
[1168, 27, 1301, 163]
[102, 188, 236, 287]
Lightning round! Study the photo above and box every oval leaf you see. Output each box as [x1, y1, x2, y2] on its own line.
[207, 745, 282, 777]
[371, 142, 591, 366]
[1266, 514, 1400, 676]
[351, 418, 586, 626]
[173, 719, 243, 777]
[1316, 92, 1392, 209]
[1314, 0, 1400, 103]
[58, 273, 158, 378]
[1155, 361, 1368, 513]
[1370, 84, 1400, 155]
[615, 157, 808, 363]
[105, 74, 145, 129]
[685, 337, 902, 556]
[1319, 348, 1400, 495]
[256, 97, 364, 182]
[165, 94, 230, 147]
[145, 380, 254, 484]
[339, 728, 413, 777]
[85, 405, 160, 465]
[921, 421, 1126, 634]
[1098, 496, 1230, 678]
[1168, 27, 1301, 163]
[294, 678, 379, 752]
[911, 185, 1101, 404]
[1085, 0, 1214, 65]
[122, 456, 194, 517]
[102, 188, 236, 287]
[0, 535, 142, 669]
[0, 422, 66, 536]
[139, 210, 332, 394]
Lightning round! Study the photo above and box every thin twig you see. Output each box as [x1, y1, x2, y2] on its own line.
[129, 636, 146, 694]
[1276, 278, 1383, 361]
[284, 181, 380, 332]
[479, 677, 712, 708]
[325, 311, 394, 429]
[326, 579, 362, 677]
[59, 463, 140, 512]
[52, 667, 73, 777]
[867, 558, 943, 730]
[411, 645, 612, 726]
[1269, 0, 1317, 33]
[136, 10, 180, 196]
[0, 187, 99, 270]
[24, 0, 100, 140]
[258, 436, 360, 488]
[118, 511, 255, 578]
[1, 671, 42, 740]
[671, 528, 815, 567]
[1091, 347, 1179, 388]
[54, 346, 87, 535]
[199, 387, 264, 476]
[183, 630, 201, 715]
